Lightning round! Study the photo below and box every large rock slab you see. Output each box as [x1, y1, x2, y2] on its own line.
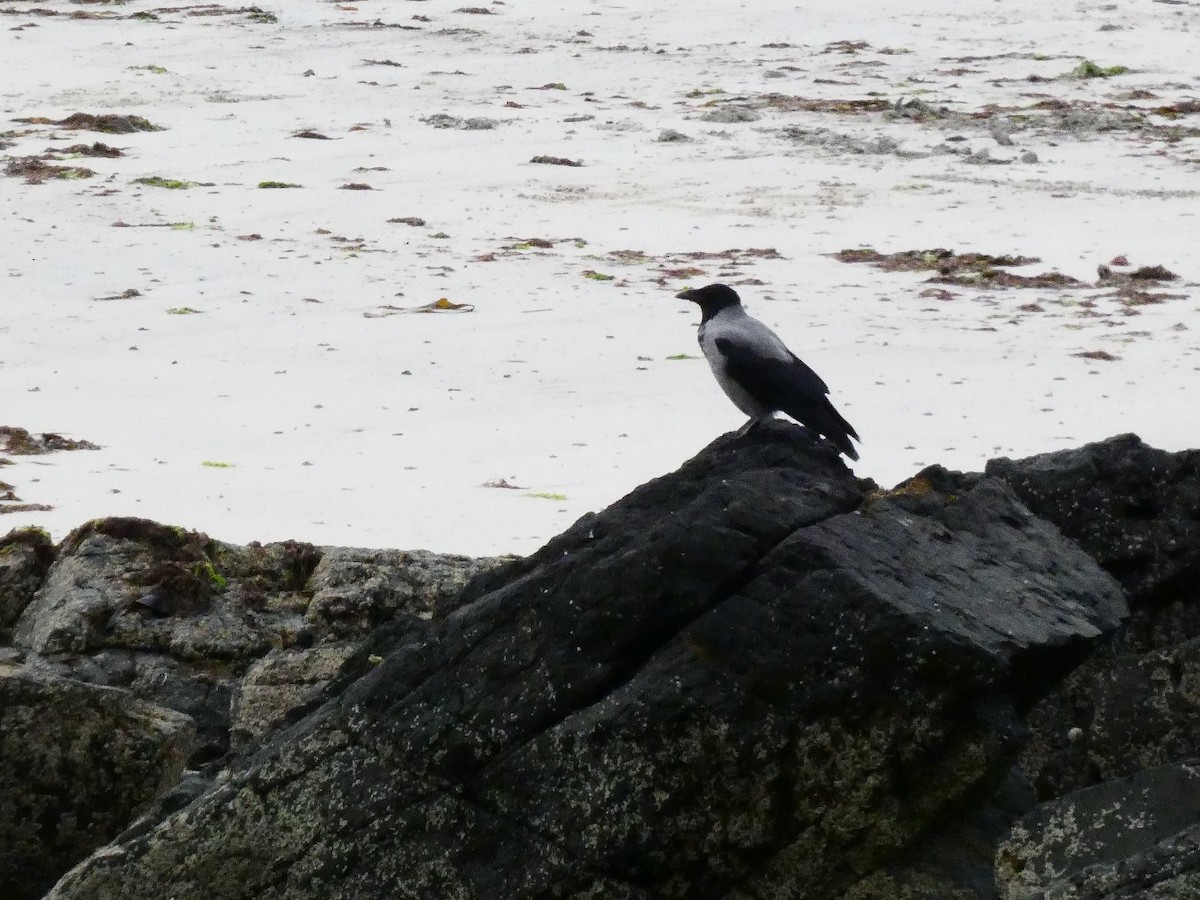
[1019, 634, 1200, 801]
[840, 436, 1200, 897]
[981, 438, 1200, 803]
[306, 545, 499, 634]
[12, 520, 311, 659]
[837, 769, 1035, 900]
[0, 662, 192, 900]
[996, 760, 1200, 899]
[6, 519, 501, 766]
[45, 423, 1126, 900]
[987, 434, 1200, 606]
[229, 643, 359, 752]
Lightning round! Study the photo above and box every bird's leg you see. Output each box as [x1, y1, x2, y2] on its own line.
[735, 415, 768, 438]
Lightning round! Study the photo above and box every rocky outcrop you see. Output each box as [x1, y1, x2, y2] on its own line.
[986, 434, 1200, 606]
[7, 521, 502, 766]
[0, 518, 503, 899]
[875, 438, 1200, 811]
[12, 428, 1200, 898]
[0, 662, 192, 900]
[229, 643, 358, 753]
[42, 423, 1128, 899]
[0, 527, 54, 637]
[980, 436, 1200, 898]
[874, 435, 1200, 898]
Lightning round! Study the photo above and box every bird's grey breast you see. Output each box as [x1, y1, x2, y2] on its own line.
[696, 319, 725, 373]
[697, 312, 772, 417]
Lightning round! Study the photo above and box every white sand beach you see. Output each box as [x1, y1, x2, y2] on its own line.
[2, 0, 1198, 555]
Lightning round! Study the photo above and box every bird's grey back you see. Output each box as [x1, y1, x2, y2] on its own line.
[700, 305, 797, 366]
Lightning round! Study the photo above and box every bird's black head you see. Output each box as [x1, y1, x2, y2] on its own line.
[677, 283, 743, 320]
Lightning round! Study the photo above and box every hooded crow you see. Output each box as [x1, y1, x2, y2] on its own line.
[678, 283, 860, 460]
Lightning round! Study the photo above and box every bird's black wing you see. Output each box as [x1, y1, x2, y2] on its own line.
[715, 336, 860, 459]
[714, 336, 830, 409]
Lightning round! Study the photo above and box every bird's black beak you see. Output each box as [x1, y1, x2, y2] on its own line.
[676, 288, 699, 302]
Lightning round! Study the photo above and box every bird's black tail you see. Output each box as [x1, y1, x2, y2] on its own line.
[787, 398, 860, 461]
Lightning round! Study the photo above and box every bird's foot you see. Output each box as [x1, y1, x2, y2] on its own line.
[735, 416, 769, 438]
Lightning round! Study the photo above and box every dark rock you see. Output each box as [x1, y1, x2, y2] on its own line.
[307, 546, 500, 634]
[212, 537, 323, 601]
[996, 760, 1200, 898]
[861, 437, 1200, 895]
[841, 769, 1035, 899]
[1, 519, 496, 894]
[982, 438, 1200, 801]
[9, 523, 281, 768]
[14, 519, 250, 657]
[9, 519, 497, 769]
[18, 650, 234, 768]
[44, 423, 1126, 900]
[0, 662, 191, 900]
[986, 434, 1200, 606]
[107, 768, 215, 847]
[229, 643, 358, 752]
[1019, 637, 1200, 802]
[0, 526, 54, 637]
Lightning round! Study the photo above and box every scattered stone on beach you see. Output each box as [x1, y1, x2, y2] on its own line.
[421, 113, 501, 130]
[1097, 262, 1180, 283]
[96, 288, 142, 302]
[503, 237, 558, 250]
[700, 104, 762, 123]
[964, 145, 1011, 165]
[655, 128, 691, 142]
[1113, 287, 1186, 307]
[761, 94, 892, 114]
[781, 125, 903, 155]
[929, 268, 1082, 288]
[0, 503, 53, 516]
[364, 298, 476, 317]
